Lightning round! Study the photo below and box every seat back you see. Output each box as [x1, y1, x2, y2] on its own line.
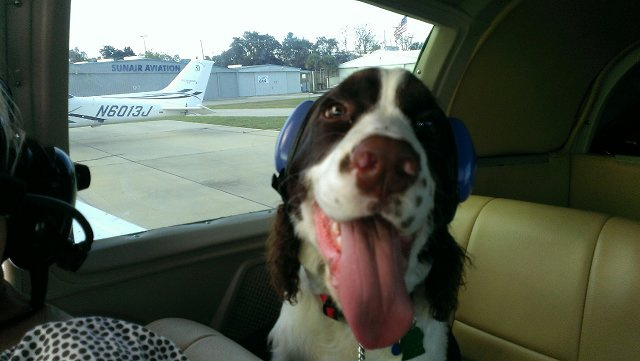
[451, 196, 640, 360]
[212, 258, 280, 360]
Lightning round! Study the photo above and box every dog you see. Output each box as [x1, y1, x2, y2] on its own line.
[267, 68, 474, 361]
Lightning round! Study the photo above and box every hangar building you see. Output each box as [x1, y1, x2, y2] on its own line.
[338, 49, 420, 79]
[69, 59, 302, 100]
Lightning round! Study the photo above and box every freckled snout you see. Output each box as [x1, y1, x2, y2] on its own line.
[345, 135, 420, 200]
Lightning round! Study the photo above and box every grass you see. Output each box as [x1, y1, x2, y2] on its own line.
[171, 115, 286, 130]
[205, 96, 319, 109]
[165, 95, 321, 129]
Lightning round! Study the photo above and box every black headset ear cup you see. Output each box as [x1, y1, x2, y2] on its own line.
[4, 139, 94, 271]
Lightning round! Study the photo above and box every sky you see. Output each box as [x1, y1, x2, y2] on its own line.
[69, 0, 433, 60]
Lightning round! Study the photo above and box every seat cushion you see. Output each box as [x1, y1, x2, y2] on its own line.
[146, 318, 262, 361]
[579, 217, 640, 360]
[453, 198, 609, 360]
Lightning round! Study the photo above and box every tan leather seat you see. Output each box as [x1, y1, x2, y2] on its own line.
[450, 196, 640, 361]
[147, 318, 263, 361]
[0, 278, 259, 359]
[0, 304, 260, 361]
[146, 258, 276, 361]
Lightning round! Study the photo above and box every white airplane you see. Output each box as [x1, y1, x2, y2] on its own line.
[68, 59, 214, 127]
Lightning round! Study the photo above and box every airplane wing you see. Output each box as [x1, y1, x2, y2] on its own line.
[74, 200, 146, 240]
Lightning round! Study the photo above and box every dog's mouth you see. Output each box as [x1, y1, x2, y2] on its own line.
[313, 203, 415, 349]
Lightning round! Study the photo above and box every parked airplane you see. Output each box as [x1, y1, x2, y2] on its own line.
[68, 59, 214, 127]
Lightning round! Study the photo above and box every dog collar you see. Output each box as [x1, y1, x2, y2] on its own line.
[318, 294, 426, 360]
[319, 293, 343, 320]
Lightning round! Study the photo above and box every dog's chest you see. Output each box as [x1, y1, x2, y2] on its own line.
[270, 278, 435, 361]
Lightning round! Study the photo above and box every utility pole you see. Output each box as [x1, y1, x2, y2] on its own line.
[140, 35, 148, 56]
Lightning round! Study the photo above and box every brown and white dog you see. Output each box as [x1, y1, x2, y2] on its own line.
[267, 68, 468, 361]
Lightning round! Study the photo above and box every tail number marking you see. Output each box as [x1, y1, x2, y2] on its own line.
[97, 105, 154, 118]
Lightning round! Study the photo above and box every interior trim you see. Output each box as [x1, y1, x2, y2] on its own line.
[569, 42, 640, 153]
[76, 209, 275, 274]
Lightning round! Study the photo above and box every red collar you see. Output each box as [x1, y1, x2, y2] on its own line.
[318, 294, 426, 359]
[319, 294, 343, 321]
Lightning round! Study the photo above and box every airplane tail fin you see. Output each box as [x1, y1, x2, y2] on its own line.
[161, 60, 214, 107]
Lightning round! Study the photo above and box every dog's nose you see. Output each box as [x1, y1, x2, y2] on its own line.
[349, 135, 419, 199]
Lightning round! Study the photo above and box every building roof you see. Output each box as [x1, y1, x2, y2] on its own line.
[234, 64, 301, 72]
[339, 50, 421, 69]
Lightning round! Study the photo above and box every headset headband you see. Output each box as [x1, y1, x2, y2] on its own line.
[272, 100, 476, 203]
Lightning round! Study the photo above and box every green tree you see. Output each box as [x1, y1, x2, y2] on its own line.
[334, 51, 357, 64]
[313, 37, 339, 56]
[69, 47, 88, 63]
[212, 42, 248, 66]
[211, 31, 350, 69]
[305, 53, 338, 72]
[212, 31, 283, 67]
[145, 50, 181, 62]
[99, 45, 117, 59]
[99, 45, 136, 60]
[281, 32, 313, 69]
[122, 46, 136, 58]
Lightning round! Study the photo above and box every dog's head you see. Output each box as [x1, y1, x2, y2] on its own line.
[268, 68, 473, 349]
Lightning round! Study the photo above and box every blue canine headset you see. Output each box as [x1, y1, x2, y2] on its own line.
[272, 100, 476, 204]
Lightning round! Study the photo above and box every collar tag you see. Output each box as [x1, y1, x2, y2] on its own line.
[400, 325, 426, 360]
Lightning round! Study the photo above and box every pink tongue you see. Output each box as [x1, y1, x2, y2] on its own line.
[335, 219, 414, 349]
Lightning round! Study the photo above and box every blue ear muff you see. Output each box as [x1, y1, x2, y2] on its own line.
[272, 100, 476, 204]
[449, 118, 476, 202]
[274, 100, 314, 174]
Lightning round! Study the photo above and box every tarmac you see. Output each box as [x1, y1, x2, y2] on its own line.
[69, 101, 298, 239]
[204, 108, 293, 117]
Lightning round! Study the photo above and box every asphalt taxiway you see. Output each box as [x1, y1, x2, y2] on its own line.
[70, 119, 283, 238]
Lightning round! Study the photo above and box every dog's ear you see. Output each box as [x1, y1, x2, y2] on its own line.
[420, 227, 467, 321]
[266, 204, 301, 303]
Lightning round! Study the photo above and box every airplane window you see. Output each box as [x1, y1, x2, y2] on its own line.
[68, 0, 433, 239]
[590, 64, 640, 156]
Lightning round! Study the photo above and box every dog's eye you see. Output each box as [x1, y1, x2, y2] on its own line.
[324, 104, 346, 119]
[414, 111, 439, 134]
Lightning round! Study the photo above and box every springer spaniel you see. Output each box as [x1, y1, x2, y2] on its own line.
[267, 68, 474, 361]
